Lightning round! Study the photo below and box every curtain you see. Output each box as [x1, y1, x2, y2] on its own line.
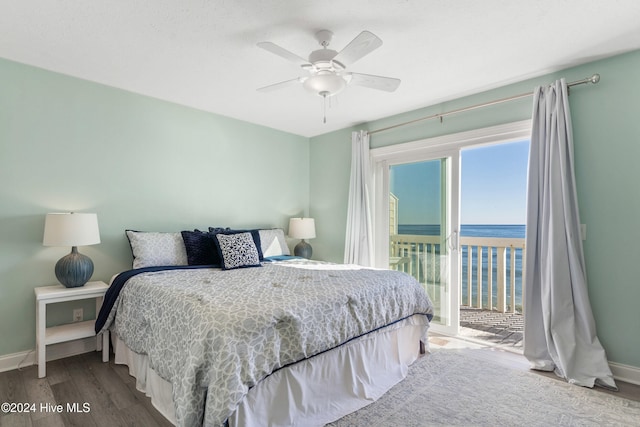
[344, 130, 374, 266]
[524, 79, 616, 389]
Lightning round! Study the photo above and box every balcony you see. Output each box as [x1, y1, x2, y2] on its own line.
[390, 233, 525, 349]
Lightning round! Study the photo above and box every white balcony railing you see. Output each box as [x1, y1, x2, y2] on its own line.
[390, 234, 525, 313]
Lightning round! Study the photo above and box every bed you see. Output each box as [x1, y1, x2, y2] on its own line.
[96, 228, 434, 427]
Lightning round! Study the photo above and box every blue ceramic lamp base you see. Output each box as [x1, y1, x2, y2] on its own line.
[55, 246, 94, 288]
[294, 239, 313, 259]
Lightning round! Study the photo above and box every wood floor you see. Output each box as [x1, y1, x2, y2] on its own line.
[0, 352, 172, 427]
[459, 307, 523, 349]
[1, 345, 639, 426]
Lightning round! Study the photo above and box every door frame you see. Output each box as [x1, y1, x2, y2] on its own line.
[370, 120, 531, 336]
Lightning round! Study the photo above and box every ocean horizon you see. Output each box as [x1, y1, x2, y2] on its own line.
[398, 223, 525, 238]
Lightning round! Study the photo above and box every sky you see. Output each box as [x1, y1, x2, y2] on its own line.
[390, 139, 529, 225]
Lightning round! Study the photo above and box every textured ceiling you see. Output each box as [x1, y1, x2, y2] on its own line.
[2, 1, 640, 137]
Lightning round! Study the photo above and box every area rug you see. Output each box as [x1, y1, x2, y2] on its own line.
[328, 350, 640, 427]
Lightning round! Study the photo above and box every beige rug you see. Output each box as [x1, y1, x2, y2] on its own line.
[328, 350, 640, 426]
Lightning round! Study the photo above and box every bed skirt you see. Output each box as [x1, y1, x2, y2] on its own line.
[113, 314, 429, 426]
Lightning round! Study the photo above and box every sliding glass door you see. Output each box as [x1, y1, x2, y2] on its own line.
[377, 151, 460, 335]
[371, 121, 532, 337]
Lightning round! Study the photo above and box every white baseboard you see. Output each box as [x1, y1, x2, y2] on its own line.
[610, 361, 640, 386]
[0, 351, 34, 372]
[0, 337, 97, 373]
[2, 339, 639, 387]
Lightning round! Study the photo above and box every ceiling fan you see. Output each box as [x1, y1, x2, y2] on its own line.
[257, 30, 400, 121]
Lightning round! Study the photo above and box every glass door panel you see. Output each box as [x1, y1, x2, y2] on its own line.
[388, 157, 459, 332]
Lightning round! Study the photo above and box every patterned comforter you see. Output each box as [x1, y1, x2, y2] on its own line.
[99, 259, 434, 426]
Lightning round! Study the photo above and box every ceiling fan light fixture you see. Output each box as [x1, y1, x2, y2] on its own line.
[303, 73, 346, 97]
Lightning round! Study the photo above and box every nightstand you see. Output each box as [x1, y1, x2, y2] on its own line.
[34, 281, 110, 378]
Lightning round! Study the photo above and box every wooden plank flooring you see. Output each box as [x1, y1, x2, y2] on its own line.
[0, 352, 172, 427]
[459, 307, 523, 349]
[1, 346, 638, 426]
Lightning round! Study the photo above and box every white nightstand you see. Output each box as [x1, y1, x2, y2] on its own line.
[34, 280, 110, 378]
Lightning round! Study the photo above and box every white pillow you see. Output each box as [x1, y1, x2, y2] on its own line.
[258, 228, 290, 257]
[125, 230, 188, 269]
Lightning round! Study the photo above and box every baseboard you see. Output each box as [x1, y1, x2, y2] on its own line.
[0, 351, 34, 372]
[0, 337, 97, 373]
[2, 339, 639, 386]
[610, 361, 640, 386]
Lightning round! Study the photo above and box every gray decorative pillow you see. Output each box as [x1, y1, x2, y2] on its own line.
[125, 230, 188, 269]
[258, 228, 290, 257]
[215, 232, 261, 270]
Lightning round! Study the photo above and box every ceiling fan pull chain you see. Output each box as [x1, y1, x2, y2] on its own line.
[322, 91, 328, 123]
[323, 98, 327, 123]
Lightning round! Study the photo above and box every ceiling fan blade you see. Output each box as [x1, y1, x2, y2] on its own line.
[257, 77, 303, 93]
[257, 42, 309, 66]
[348, 73, 401, 92]
[333, 31, 383, 66]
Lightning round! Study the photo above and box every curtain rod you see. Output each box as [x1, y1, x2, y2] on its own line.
[369, 74, 601, 135]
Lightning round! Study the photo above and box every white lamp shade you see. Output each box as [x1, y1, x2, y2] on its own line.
[43, 213, 101, 247]
[288, 218, 316, 240]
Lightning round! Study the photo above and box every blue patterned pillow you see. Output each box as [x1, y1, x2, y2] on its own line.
[209, 227, 264, 260]
[215, 232, 261, 270]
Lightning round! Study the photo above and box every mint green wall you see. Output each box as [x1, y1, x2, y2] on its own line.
[3, 49, 639, 371]
[0, 58, 309, 357]
[310, 50, 640, 369]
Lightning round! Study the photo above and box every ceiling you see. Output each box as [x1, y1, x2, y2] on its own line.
[2, 1, 640, 138]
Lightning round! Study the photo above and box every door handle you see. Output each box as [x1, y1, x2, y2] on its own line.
[448, 230, 459, 251]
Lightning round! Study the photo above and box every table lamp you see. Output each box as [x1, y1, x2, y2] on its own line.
[289, 217, 316, 259]
[43, 212, 100, 287]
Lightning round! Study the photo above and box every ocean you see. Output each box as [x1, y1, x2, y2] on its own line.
[397, 224, 525, 310]
[398, 224, 525, 238]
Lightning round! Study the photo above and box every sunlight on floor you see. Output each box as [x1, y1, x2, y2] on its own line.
[428, 331, 488, 351]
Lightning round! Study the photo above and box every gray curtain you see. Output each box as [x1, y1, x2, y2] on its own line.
[344, 130, 373, 266]
[524, 79, 616, 389]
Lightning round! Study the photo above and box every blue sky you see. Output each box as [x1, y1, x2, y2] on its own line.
[390, 140, 529, 225]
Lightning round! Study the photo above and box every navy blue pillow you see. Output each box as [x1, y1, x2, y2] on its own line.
[208, 228, 264, 261]
[181, 229, 222, 266]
